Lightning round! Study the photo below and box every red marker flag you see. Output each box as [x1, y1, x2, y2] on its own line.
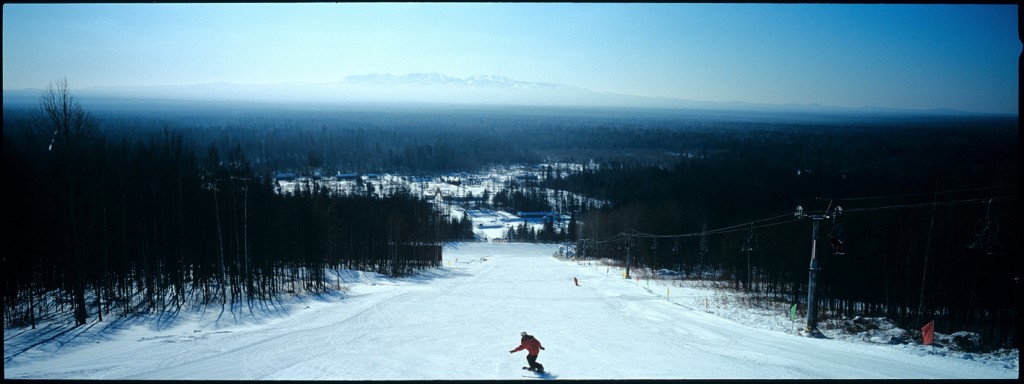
[921, 320, 935, 346]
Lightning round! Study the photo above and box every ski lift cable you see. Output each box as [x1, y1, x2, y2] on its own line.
[588, 194, 1015, 245]
[594, 232, 630, 244]
[815, 184, 1015, 202]
[842, 195, 1016, 213]
[589, 210, 797, 243]
[632, 216, 801, 239]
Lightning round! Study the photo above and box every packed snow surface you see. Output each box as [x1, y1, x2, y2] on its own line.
[4, 243, 1017, 380]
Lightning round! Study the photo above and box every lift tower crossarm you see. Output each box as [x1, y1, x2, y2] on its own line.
[794, 205, 841, 336]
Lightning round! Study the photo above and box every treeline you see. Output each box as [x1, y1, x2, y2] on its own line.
[9, 101, 970, 176]
[490, 178, 599, 214]
[551, 119, 1018, 349]
[3, 85, 470, 328]
[502, 215, 580, 243]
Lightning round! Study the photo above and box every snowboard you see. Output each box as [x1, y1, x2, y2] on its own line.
[522, 367, 555, 379]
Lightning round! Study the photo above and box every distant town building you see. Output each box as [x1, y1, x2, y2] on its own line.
[275, 172, 299, 181]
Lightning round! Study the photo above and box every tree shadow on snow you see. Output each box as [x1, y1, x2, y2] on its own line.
[4, 314, 144, 365]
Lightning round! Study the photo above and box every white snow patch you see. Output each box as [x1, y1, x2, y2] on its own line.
[4, 243, 1017, 379]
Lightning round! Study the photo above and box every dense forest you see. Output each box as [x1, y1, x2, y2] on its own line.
[542, 119, 1019, 349]
[3, 91, 1018, 349]
[7, 99, 944, 175]
[3, 86, 472, 328]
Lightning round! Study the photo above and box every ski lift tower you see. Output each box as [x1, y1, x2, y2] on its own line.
[794, 204, 841, 336]
[624, 231, 635, 279]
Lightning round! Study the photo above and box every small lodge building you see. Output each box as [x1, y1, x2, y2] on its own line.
[335, 173, 359, 181]
[275, 172, 299, 182]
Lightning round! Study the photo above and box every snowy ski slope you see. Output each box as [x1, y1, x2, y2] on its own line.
[3, 242, 1016, 379]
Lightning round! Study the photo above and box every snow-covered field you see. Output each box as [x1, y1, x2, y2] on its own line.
[275, 164, 607, 212]
[3, 242, 1017, 380]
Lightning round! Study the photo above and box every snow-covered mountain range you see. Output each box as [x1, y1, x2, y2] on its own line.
[343, 72, 571, 90]
[1, 73, 994, 115]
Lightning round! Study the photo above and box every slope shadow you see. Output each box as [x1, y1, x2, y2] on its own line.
[523, 371, 559, 380]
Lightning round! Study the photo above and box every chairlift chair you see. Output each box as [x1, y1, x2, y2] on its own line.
[743, 232, 758, 252]
[968, 220, 1001, 255]
[967, 199, 1001, 255]
[829, 219, 846, 256]
[967, 220, 990, 250]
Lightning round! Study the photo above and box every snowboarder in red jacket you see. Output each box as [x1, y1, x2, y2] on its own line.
[510, 331, 545, 372]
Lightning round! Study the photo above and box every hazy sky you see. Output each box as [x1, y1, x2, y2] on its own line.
[2, 3, 1019, 114]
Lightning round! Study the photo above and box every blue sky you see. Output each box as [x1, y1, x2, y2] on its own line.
[2, 3, 1019, 114]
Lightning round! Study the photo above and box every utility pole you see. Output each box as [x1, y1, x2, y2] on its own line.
[1014, 275, 1019, 349]
[795, 205, 841, 336]
[745, 222, 754, 292]
[625, 231, 634, 279]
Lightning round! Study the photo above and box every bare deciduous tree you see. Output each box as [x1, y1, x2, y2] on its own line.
[33, 77, 98, 153]
[31, 77, 100, 325]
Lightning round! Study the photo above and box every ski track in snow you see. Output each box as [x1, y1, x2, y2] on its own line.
[3, 242, 1018, 380]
